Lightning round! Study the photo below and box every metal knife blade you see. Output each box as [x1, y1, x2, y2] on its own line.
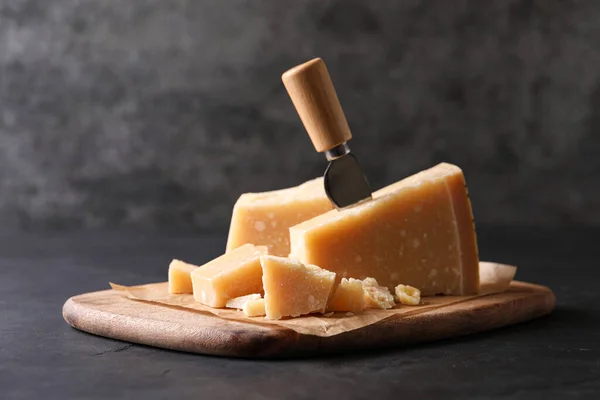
[323, 144, 372, 209]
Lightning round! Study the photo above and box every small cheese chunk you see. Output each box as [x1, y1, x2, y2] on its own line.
[243, 298, 266, 317]
[225, 294, 262, 309]
[191, 244, 267, 307]
[226, 177, 334, 256]
[260, 255, 336, 320]
[395, 284, 421, 306]
[327, 278, 366, 312]
[362, 278, 395, 309]
[290, 163, 479, 295]
[168, 259, 198, 294]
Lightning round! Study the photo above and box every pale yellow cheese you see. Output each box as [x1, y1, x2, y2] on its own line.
[290, 163, 479, 296]
[260, 255, 336, 320]
[362, 278, 395, 309]
[226, 177, 334, 256]
[243, 298, 266, 317]
[225, 294, 262, 309]
[191, 244, 267, 307]
[327, 278, 366, 312]
[395, 284, 421, 306]
[168, 259, 198, 294]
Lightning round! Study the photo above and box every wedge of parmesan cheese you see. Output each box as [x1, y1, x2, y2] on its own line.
[260, 255, 336, 320]
[168, 259, 198, 294]
[290, 163, 479, 295]
[226, 177, 334, 256]
[191, 244, 267, 307]
[327, 278, 366, 313]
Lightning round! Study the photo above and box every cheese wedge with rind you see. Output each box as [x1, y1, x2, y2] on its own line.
[191, 244, 267, 307]
[260, 255, 336, 320]
[289, 163, 479, 296]
[226, 177, 334, 256]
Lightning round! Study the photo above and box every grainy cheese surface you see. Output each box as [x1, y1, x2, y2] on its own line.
[191, 244, 267, 307]
[226, 177, 334, 256]
[260, 255, 336, 320]
[168, 260, 198, 294]
[327, 278, 366, 312]
[290, 163, 479, 295]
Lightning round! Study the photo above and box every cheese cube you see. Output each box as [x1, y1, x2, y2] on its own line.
[191, 244, 267, 307]
[168, 259, 198, 294]
[243, 298, 266, 317]
[225, 294, 262, 309]
[226, 177, 334, 256]
[362, 278, 395, 309]
[327, 278, 366, 312]
[290, 163, 479, 295]
[260, 255, 336, 320]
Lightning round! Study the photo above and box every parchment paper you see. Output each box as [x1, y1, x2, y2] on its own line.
[110, 261, 516, 337]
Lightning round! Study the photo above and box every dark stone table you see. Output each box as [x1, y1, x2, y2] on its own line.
[1, 226, 599, 399]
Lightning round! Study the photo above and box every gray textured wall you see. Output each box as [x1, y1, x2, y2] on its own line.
[1, 0, 599, 230]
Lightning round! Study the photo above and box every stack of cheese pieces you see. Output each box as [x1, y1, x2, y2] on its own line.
[167, 163, 480, 320]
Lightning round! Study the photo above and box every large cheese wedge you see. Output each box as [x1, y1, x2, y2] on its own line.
[260, 255, 336, 320]
[226, 177, 334, 256]
[191, 244, 267, 307]
[289, 163, 479, 295]
[168, 259, 198, 294]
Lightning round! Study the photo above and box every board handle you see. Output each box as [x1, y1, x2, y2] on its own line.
[282, 58, 352, 153]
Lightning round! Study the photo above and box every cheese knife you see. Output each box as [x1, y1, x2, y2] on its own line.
[282, 58, 373, 209]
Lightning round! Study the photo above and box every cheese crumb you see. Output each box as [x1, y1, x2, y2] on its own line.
[362, 277, 395, 309]
[395, 284, 421, 306]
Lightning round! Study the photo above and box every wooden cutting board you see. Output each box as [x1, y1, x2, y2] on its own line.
[63, 280, 555, 358]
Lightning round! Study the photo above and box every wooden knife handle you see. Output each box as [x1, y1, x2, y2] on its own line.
[282, 58, 352, 153]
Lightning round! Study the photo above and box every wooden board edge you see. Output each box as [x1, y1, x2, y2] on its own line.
[62, 297, 309, 358]
[62, 283, 556, 359]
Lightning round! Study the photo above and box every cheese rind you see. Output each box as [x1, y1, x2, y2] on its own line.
[260, 255, 336, 320]
[191, 244, 267, 307]
[226, 177, 334, 256]
[225, 294, 262, 309]
[327, 278, 366, 312]
[290, 163, 479, 295]
[243, 298, 266, 317]
[168, 259, 198, 294]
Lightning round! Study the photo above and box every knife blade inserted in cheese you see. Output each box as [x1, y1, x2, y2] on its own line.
[281, 58, 373, 209]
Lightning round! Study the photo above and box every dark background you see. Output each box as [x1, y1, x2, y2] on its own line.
[1, 0, 599, 231]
